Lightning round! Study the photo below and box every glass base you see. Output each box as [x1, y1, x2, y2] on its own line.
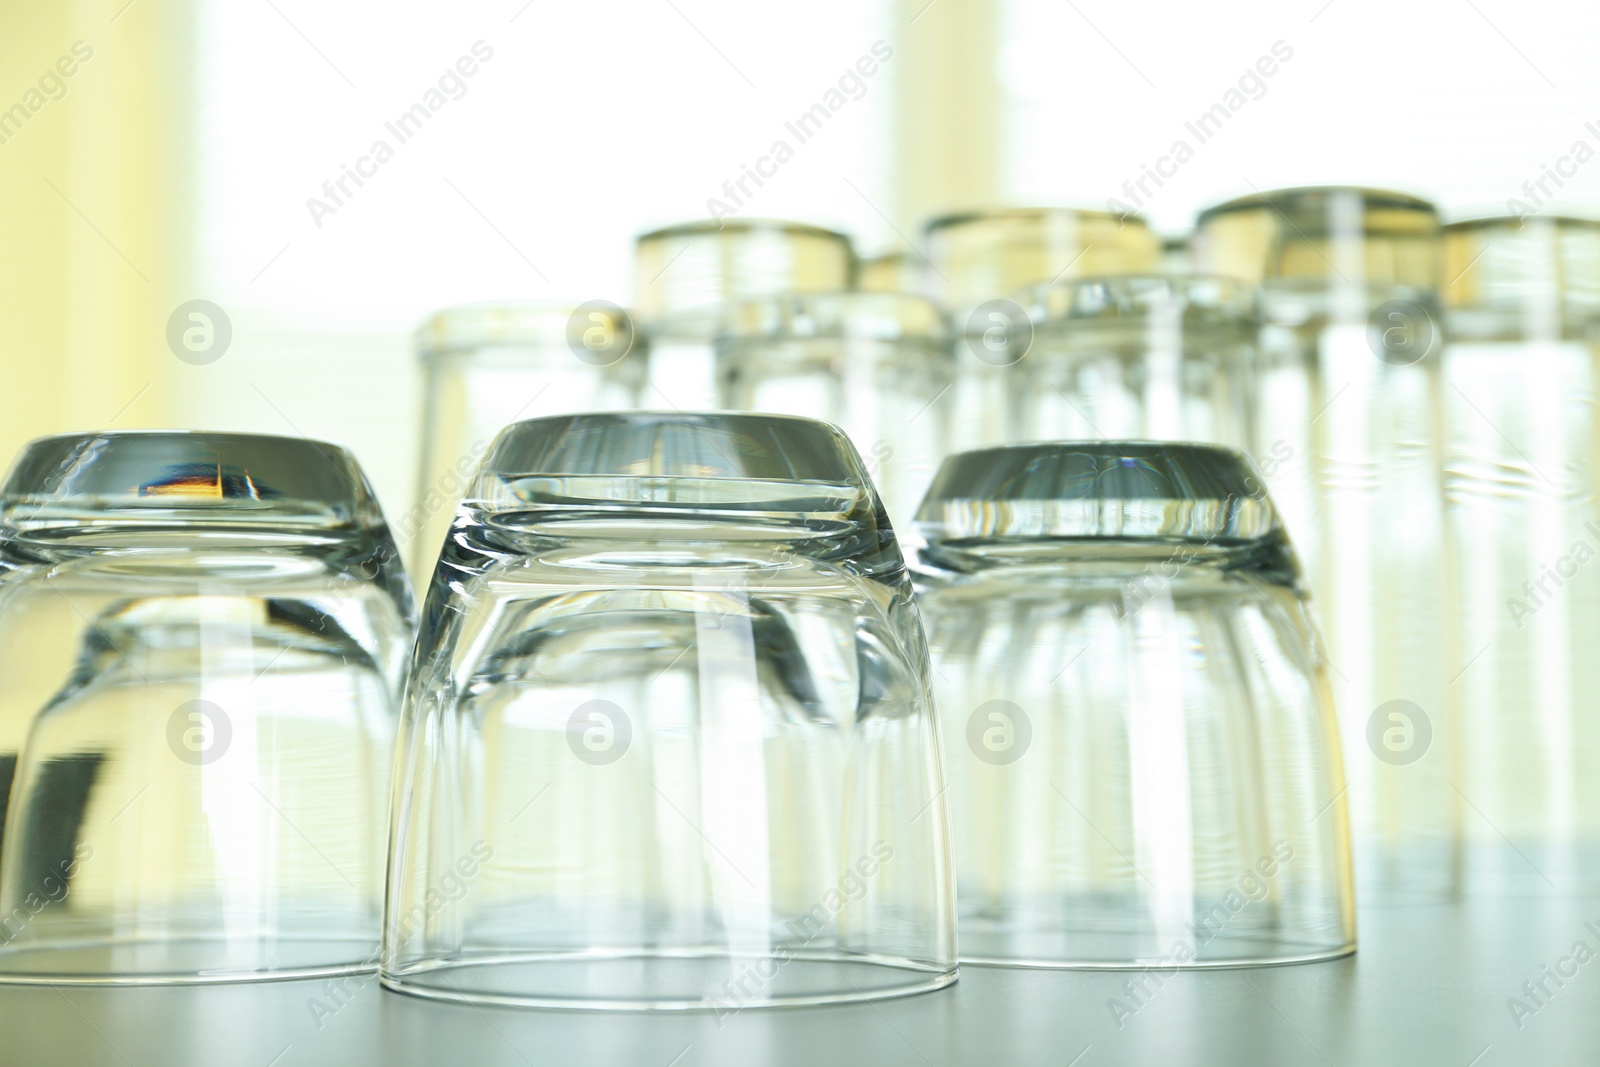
[956, 926, 1355, 969]
[382, 949, 957, 1010]
[0, 937, 378, 985]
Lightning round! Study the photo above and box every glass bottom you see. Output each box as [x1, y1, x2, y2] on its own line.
[957, 926, 1354, 969]
[382, 949, 958, 1010]
[0, 936, 378, 985]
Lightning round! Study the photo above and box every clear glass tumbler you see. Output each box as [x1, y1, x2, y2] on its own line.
[1194, 187, 1450, 899]
[1012, 274, 1259, 449]
[0, 431, 414, 983]
[914, 441, 1355, 967]
[634, 220, 856, 412]
[717, 291, 954, 529]
[411, 300, 645, 583]
[1442, 215, 1600, 893]
[383, 412, 956, 1009]
[922, 208, 1162, 452]
[858, 252, 917, 294]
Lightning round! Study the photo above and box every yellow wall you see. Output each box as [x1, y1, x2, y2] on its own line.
[0, 0, 192, 468]
[893, 0, 1000, 234]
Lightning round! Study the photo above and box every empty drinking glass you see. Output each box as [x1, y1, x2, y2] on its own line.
[634, 220, 856, 411]
[858, 252, 918, 294]
[922, 208, 1162, 451]
[1012, 274, 1259, 449]
[1194, 187, 1449, 898]
[383, 412, 956, 1008]
[411, 300, 645, 582]
[1442, 214, 1600, 893]
[0, 431, 414, 983]
[924, 208, 1163, 312]
[914, 441, 1355, 966]
[717, 291, 954, 529]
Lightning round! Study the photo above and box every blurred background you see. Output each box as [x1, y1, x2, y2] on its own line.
[3, 0, 1599, 513]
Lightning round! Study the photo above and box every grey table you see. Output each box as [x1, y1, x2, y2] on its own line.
[2, 896, 1597, 1066]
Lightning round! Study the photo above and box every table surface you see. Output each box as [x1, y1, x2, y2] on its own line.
[2, 895, 1597, 1067]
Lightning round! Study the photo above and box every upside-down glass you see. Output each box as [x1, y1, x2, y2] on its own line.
[1012, 275, 1259, 450]
[914, 442, 1354, 966]
[717, 291, 954, 528]
[634, 220, 856, 411]
[412, 300, 645, 582]
[1442, 215, 1600, 893]
[858, 252, 918, 294]
[0, 432, 414, 983]
[383, 412, 956, 1008]
[1194, 187, 1450, 898]
[923, 209, 1162, 451]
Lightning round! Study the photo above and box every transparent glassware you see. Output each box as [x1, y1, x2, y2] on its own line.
[922, 208, 1162, 452]
[411, 300, 646, 583]
[383, 412, 957, 1009]
[634, 220, 856, 412]
[1194, 187, 1451, 899]
[1441, 215, 1600, 894]
[913, 442, 1355, 967]
[717, 291, 954, 530]
[1012, 274, 1259, 449]
[1161, 234, 1191, 274]
[0, 431, 414, 983]
[858, 252, 917, 294]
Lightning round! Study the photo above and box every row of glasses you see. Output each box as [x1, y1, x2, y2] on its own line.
[937, 194, 1600, 902]
[414, 196, 1600, 908]
[0, 417, 1354, 1003]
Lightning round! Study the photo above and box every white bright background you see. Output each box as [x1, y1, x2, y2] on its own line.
[182, 0, 1600, 517]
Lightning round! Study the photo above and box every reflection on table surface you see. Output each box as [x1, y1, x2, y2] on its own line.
[2, 875, 1598, 1067]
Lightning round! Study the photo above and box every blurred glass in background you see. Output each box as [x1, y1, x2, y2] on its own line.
[1012, 274, 1259, 449]
[1194, 187, 1451, 899]
[635, 220, 857, 411]
[924, 208, 1162, 450]
[1442, 215, 1600, 894]
[717, 291, 952, 528]
[410, 301, 644, 580]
